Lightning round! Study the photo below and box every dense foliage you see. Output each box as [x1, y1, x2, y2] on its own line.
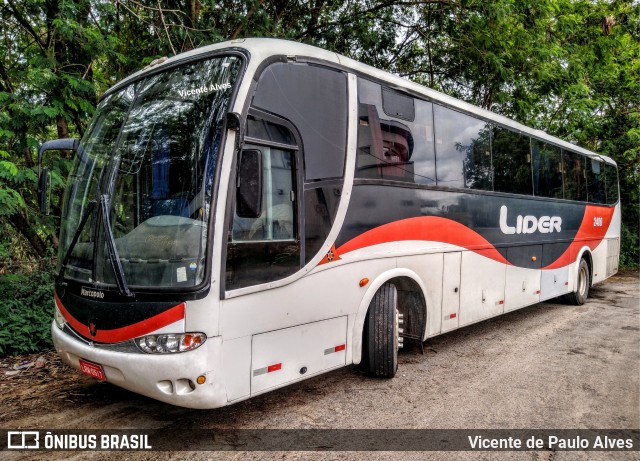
[0, 0, 637, 353]
[0, 261, 55, 355]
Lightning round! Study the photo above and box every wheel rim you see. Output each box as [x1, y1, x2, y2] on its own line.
[394, 308, 399, 350]
[395, 309, 404, 350]
[578, 265, 587, 297]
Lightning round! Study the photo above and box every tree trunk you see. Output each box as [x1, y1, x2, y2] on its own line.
[56, 115, 69, 139]
[8, 211, 48, 258]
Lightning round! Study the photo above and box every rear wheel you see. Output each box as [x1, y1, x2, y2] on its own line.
[362, 283, 399, 378]
[565, 258, 590, 305]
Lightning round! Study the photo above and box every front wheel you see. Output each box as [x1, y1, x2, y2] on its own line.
[362, 283, 399, 378]
[565, 258, 590, 305]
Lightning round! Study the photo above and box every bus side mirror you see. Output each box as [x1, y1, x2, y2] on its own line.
[236, 149, 263, 219]
[38, 167, 49, 213]
[36, 138, 80, 215]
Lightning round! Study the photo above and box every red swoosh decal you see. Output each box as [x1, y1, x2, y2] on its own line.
[543, 205, 615, 269]
[54, 291, 185, 343]
[335, 206, 615, 269]
[336, 216, 509, 264]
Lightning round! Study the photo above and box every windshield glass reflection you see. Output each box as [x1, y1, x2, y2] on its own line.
[58, 55, 241, 289]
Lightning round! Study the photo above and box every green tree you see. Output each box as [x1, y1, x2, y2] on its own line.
[0, 0, 637, 268]
[0, 0, 112, 262]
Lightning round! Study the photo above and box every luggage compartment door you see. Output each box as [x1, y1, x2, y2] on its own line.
[504, 245, 542, 312]
[251, 316, 348, 395]
[441, 252, 461, 333]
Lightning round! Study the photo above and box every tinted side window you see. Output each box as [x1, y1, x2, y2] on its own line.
[304, 186, 341, 264]
[586, 158, 606, 204]
[357, 102, 414, 182]
[246, 116, 297, 146]
[232, 147, 296, 242]
[532, 140, 563, 198]
[434, 105, 491, 190]
[412, 100, 436, 185]
[252, 63, 347, 181]
[492, 127, 532, 195]
[562, 150, 586, 201]
[604, 163, 619, 205]
[356, 79, 436, 185]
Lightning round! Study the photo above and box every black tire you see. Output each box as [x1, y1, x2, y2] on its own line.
[362, 283, 399, 378]
[565, 258, 590, 305]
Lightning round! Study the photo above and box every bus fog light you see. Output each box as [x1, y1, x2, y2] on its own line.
[135, 333, 206, 353]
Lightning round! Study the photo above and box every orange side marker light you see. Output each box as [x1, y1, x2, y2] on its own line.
[359, 278, 369, 287]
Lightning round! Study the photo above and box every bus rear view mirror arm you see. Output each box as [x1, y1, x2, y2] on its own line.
[37, 138, 80, 167]
[37, 166, 49, 214]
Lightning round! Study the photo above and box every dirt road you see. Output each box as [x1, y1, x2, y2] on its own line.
[1, 271, 639, 460]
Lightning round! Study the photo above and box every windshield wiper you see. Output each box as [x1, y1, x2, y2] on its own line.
[57, 200, 97, 287]
[100, 194, 133, 298]
[56, 195, 133, 298]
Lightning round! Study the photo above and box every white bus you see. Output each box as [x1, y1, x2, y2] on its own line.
[43, 38, 620, 409]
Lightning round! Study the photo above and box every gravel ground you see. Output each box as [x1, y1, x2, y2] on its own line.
[1, 271, 638, 461]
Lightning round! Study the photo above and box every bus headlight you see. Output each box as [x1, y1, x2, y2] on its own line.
[54, 304, 66, 330]
[135, 333, 206, 354]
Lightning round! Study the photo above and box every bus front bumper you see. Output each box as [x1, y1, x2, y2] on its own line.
[52, 322, 227, 409]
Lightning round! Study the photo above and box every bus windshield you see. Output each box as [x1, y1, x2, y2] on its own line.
[58, 55, 242, 290]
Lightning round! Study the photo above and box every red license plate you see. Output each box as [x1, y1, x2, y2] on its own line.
[79, 359, 106, 381]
